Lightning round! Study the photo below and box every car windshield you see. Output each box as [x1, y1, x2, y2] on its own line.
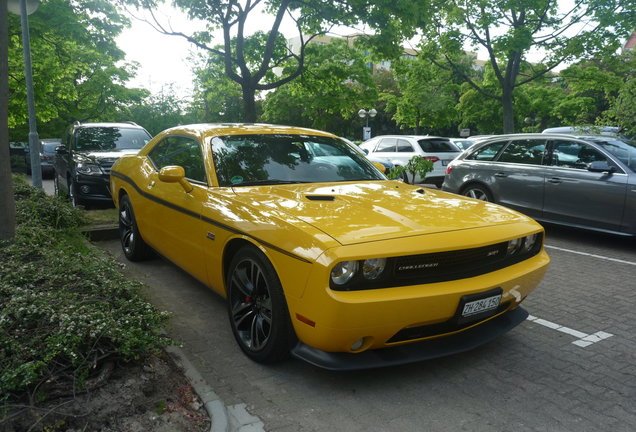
[211, 134, 385, 186]
[418, 139, 460, 152]
[587, 137, 636, 172]
[42, 141, 60, 153]
[75, 127, 150, 152]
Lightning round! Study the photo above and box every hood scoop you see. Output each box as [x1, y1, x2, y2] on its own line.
[305, 195, 336, 201]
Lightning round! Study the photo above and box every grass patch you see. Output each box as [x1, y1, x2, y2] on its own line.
[83, 208, 119, 226]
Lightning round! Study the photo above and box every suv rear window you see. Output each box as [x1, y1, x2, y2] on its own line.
[74, 127, 150, 152]
[418, 139, 459, 153]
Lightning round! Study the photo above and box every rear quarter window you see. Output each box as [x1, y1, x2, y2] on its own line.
[418, 139, 459, 153]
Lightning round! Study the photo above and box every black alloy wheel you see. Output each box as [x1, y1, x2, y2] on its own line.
[118, 194, 152, 261]
[227, 246, 293, 363]
[68, 179, 80, 207]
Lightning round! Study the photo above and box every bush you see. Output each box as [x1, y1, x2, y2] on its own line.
[0, 177, 171, 405]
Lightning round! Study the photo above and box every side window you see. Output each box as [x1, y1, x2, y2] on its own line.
[396, 139, 414, 152]
[375, 138, 397, 152]
[551, 141, 607, 170]
[498, 139, 546, 165]
[467, 141, 507, 161]
[148, 136, 207, 183]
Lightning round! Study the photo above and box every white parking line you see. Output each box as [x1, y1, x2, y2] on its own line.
[545, 245, 636, 266]
[527, 315, 613, 347]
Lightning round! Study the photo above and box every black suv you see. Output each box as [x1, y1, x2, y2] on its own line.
[54, 122, 152, 207]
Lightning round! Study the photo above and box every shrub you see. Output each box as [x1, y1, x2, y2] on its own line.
[0, 177, 171, 404]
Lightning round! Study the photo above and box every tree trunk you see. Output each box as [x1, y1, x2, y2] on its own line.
[0, 0, 17, 240]
[501, 77, 515, 134]
[242, 85, 257, 123]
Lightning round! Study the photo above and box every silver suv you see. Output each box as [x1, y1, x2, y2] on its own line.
[442, 133, 636, 236]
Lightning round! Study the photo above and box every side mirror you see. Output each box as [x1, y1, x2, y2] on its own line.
[158, 165, 193, 193]
[362, 148, 369, 155]
[55, 145, 68, 155]
[587, 161, 616, 174]
[372, 162, 387, 173]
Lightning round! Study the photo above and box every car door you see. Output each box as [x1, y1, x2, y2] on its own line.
[490, 138, 548, 217]
[54, 127, 73, 194]
[145, 135, 210, 283]
[542, 139, 628, 231]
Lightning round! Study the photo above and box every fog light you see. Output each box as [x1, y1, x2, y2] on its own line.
[350, 338, 365, 351]
[80, 185, 90, 194]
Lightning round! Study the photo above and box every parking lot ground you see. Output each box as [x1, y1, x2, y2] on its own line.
[94, 223, 636, 432]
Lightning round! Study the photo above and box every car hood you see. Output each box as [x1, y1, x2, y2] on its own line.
[74, 149, 140, 164]
[231, 181, 529, 246]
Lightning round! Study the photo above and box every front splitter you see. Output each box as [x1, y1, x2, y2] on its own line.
[291, 306, 529, 371]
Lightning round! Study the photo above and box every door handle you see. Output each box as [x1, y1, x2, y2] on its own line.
[548, 177, 562, 184]
[494, 172, 507, 177]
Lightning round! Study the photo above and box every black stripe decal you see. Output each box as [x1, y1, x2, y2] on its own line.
[111, 170, 312, 264]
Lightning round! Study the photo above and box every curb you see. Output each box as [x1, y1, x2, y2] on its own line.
[166, 345, 230, 432]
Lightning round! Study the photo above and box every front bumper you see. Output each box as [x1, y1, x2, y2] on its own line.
[291, 306, 528, 370]
[74, 173, 114, 203]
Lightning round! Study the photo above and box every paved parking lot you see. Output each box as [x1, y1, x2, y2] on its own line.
[95, 220, 636, 432]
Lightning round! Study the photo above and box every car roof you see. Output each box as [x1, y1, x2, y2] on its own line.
[158, 123, 337, 140]
[365, 135, 447, 140]
[75, 122, 146, 129]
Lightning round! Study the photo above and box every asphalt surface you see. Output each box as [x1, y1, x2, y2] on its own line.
[39, 179, 636, 431]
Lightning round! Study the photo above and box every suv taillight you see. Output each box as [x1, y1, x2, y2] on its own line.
[445, 165, 454, 175]
[422, 156, 440, 163]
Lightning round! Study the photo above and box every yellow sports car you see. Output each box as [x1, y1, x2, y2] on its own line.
[110, 124, 549, 370]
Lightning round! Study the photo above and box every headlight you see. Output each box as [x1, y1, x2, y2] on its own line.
[362, 258, 387, 280]
[330, 261, 359, 285]
[507, 237, 522, 255]
[76, 162, 103, 175]
[523, 234, 539, 252]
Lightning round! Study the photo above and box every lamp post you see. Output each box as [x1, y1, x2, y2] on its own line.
[358, 108, 377, 141]
[9, 0, 42, 189]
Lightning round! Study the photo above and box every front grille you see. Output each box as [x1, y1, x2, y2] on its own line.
[393, 242, 508, 283]
[330, 234, 543, 291]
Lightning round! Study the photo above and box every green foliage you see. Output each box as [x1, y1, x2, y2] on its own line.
[8, 0, 146, 140]
[0, 177, 171, 403]
[261, 39, 377, 136]
[127, 85, 199, 135]
[387, 156, 434, 184]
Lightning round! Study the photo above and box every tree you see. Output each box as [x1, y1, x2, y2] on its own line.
[126, 85, 198, 135]
[1, 0, 16, 241]
[8, 0, 146, 140]
[419, 0, 634, 133]
[122, 0, 429, 122]
[261, 38, 376, 136]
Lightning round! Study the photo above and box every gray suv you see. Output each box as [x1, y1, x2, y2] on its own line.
[54, 122, 152, 208]
[442, 133, 636, 236]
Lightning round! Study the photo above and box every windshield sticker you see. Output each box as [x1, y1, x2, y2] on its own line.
[230, 176, 244, 185]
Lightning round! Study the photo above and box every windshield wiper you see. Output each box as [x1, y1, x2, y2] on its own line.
[231, 179, 309, 187]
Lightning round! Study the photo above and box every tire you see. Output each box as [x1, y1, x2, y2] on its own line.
[68, 179, 80, 207]
[226, 246, 294, 363]
[461, 184, 493, 202]
[53, 173, 60, 197]
[118, 194, 153, 261]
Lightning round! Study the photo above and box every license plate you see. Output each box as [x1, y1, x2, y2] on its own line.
[461, 294, 501, 317]
[442, 160, 450, 166]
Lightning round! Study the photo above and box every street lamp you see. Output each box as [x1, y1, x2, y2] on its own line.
[9, 0, 42, 189]
[358, 108, 377, 141]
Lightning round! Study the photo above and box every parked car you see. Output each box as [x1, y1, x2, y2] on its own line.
[449, 138, 476, 151]
[9, 141, 29, 171]
[54, 122, 152, 208]
[443, 133, 636, 236]
[32, 138, 62, 178]
[110, 123, 549, 369]
[360, 135, 461, 187]
[341, 137, 394, 174]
